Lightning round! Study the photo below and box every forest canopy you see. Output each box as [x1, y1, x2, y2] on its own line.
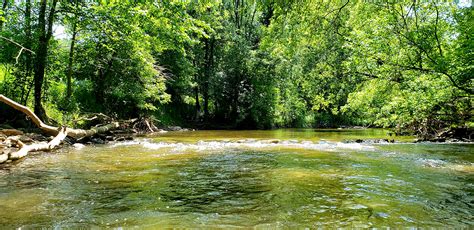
[0, 0, 472, 136]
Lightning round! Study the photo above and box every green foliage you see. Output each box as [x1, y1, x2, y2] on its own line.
[0, 0, 471, 134]
[260, 1, 359, 127]
[0, 9, 4, 23]
[341, 2, 473, 134]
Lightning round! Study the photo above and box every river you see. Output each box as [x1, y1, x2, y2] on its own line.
[0, 129, 472, 228]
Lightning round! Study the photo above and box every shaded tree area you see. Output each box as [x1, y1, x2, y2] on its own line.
[0, 0, 472, 136]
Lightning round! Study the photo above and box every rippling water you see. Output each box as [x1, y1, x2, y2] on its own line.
[0, 129, 472, 228]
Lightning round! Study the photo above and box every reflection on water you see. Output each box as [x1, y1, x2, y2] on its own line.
[145, 128, 414, 143]
[0, 129, 472, 228]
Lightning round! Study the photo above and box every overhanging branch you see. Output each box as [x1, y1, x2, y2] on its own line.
[0, 35, 35, 64]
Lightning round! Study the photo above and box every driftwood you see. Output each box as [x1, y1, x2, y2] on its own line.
[0, 94, 121, 162]
[0, 94, 119, 139]
[8, 126, 67, 160]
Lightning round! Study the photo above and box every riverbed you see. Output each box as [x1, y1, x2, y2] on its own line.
[0, 129, 472, 228]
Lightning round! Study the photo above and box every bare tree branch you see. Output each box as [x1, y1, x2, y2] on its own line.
[0, 35, 36, 54]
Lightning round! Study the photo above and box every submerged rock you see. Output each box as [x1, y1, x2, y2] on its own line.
[115, 137, 126, 142]
[374, 212, 390, 219]
[91, 138, 105, 144]
[446, 138, 461, 143]
[262, 139, 279, 144]
[164, 126, 192, 132]
[345, 139, 395, 144]
[167, 126, 182, 131]
[347, 204, 368, 210]
[281, 140, 299, 144]
[236, 139, 256, 143]
[419, 159, 446, 168]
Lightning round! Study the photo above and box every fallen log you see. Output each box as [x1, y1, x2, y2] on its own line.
[0, 94, 123, 163]
[8, 126, 67, 160]
[0, 94, 119, 139]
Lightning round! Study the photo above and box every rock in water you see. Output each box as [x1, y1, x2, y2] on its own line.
[91, 138, 105, 144]
[18, 135, 34, 143]
[73, 143, 85, 149]
[167, 126, 182, 131]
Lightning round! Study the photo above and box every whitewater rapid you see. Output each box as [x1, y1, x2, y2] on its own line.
[109, 139, 376, 152]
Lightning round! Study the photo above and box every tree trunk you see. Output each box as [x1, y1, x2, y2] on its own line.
[34, 0, 48, 120]
[203, 81, 209, 120]
[34, 0, 58, 121]
[203, 38, 215, 121]
[194, 71, 200, 121]
[21, 0, 32, 105]
[203, 39, 210, 120]
[66, 19, 77, 99]
[234, 0, 240, 29]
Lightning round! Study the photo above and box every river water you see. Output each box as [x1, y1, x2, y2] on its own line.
[0, 129, 472, 228]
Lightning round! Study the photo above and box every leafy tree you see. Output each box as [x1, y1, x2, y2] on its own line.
[0, 0, 471, 135]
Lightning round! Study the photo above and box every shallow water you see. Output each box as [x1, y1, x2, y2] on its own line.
[0, 129, 473, 228]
